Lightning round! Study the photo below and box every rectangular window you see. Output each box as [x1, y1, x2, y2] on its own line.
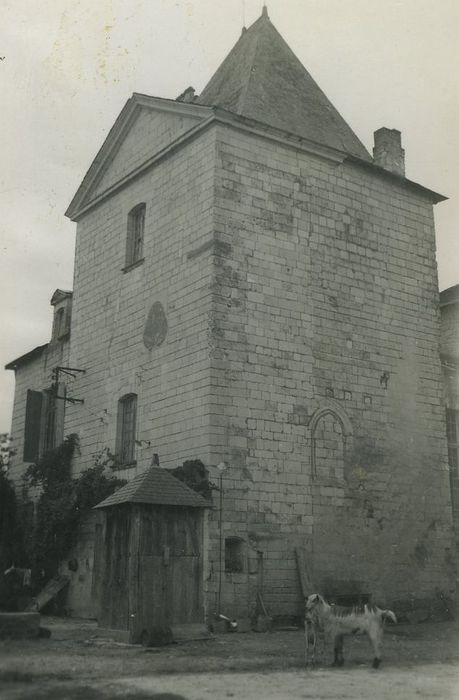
[116, 394, 137, 466]
[125, 204, 145, 269]
[225, 537, 245, 573]
[132, 207, 145, 262]
[53, 308, 68, 339]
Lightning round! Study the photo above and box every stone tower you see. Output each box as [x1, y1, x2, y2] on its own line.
[8, 8, 454, 619]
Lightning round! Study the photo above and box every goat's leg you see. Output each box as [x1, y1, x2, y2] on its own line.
[332, 634, 344, 667]
[316, 625, 325, 665]
[305, 619, 316, 667]
[368, 624, 383, 668]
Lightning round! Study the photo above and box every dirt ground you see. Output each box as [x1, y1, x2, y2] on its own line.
[0, 616, 458, 700]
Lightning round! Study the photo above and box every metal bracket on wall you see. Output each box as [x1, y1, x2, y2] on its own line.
[52, 366, 86, 404]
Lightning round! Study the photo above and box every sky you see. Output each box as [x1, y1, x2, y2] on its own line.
[1, 0, 458, 432]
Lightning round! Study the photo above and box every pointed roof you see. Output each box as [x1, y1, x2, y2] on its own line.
[196, 9, 371, 161]
[93, 467, 210, 509]
[440, 284, 459, 307]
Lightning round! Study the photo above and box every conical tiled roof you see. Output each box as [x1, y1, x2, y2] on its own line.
[196, 8, 371, 161]
[93, 467, 209, 509]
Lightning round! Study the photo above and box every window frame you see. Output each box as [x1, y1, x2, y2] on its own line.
[124, 203, 146, 271]
[53, 307, 70, 340]
[116, 393, 137, 467]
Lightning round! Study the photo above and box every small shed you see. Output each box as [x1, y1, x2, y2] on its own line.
[92, 467, 210, 644]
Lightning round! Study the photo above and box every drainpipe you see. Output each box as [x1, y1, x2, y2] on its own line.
[216, 462, 226, 614]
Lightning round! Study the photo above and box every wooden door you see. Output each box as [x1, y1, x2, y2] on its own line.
[94, 507, 131, 630]
[132, 505, 204, 641]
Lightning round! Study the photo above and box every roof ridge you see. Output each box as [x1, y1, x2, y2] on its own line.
[235, 19, 263, 114]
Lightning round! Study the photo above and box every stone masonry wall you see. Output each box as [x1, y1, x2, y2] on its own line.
[93, 108, 202, 199]
[53, 124, 219, 616]
[205, 124, 455, 618]
[65, 126, 217, 480]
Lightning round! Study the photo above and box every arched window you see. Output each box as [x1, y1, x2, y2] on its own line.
[116, 393, 137, 466]
[312, 412, 345, 481]
[125, 203, 146, 269]
[308, 402, 352, 481]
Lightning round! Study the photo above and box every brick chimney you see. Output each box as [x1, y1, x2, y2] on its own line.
[373, 128, 405, 177]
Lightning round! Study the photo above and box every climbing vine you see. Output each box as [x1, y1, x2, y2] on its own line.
[170, 459, 215, 500]
[0, 470, 24, 572]
[23, 435, 125, 580]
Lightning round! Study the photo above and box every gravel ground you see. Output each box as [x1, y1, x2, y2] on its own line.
[0, 617, 458, 699]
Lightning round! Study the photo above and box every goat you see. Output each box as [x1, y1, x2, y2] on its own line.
[305, 593, 397, 669]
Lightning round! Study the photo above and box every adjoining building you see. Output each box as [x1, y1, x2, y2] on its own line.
[6, 290, 72, 471]
[6, 8, 456, 623]
[440, 284, 459, 548]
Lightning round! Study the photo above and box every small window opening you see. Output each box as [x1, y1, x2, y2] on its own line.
[225, 537, 245, 573]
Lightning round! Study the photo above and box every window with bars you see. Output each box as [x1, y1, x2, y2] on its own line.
[116, 394, 137, 466]
[125, 203, 145, 269]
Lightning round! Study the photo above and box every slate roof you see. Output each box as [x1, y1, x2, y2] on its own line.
[5, 344, 49, 371]
[196, 8, 371, 161]
[93, 467, 210, 509]
[440, 284, 459, 307]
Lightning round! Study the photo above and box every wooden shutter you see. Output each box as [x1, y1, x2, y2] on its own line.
[23, 390, 43, 461]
